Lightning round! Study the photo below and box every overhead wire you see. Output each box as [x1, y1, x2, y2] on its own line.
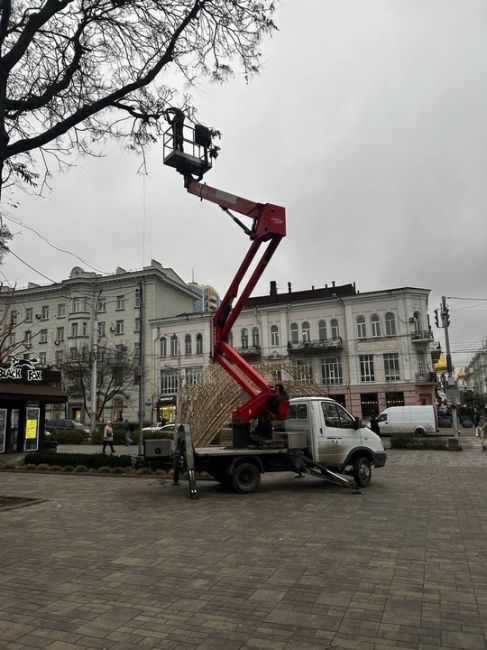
[1, 211, 107, 274]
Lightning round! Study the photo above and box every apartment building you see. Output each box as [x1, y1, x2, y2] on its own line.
[150, 281, 439, 422]
[0, 260, 197, 423]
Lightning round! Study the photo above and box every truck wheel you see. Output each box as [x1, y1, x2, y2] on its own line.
[231, 462, 261, 494]
[353, 456, 372, 487]
[414, 428, 425, 437]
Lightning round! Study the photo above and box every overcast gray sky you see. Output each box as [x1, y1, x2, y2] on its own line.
[3, 0, 487, 370]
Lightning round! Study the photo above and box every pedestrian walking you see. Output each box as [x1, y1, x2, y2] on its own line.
[124, 419, 133, 447]
[479, 419, 487, 452]
[103, 421, 115, 454]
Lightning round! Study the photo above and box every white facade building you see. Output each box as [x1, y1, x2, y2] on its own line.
[0, 260, 197, 423]
[151, 282, 439, 421]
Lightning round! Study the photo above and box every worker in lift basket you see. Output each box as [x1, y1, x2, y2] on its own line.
[164, 107, 185, 152]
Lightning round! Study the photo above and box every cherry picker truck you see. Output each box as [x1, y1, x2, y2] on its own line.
[142, 121, 386, 497]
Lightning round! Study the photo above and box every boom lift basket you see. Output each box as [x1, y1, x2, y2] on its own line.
[163, 125, 212, 178]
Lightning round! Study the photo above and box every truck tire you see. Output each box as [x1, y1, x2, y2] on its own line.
[414, 427, 425, 437]
[353, 456, 372, 488]
[231, 462, 261, 494]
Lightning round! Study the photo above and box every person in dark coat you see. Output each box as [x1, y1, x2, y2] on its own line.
[165, 107, 185, 151]
[369, 415, 381, 436]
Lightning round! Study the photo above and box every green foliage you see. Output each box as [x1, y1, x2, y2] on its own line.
[74, 465, 88, 472]
[24, 464, 36, 470]
[24, 451, 133, 469]
[390, 434, 447, 450]
[36, 463, 50, 471]
[136, 467, 152, 476]
[62, 466, 74, 472]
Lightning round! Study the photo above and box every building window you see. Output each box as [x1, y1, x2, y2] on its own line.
[357, 315, 366, 339]
[39, 352, 47, 366]
[10, 310, 17, 325]
[57, 303, 65, 318]
[135, 290, 141, 308]
[360, 355, 375, 382]
[413, 311, 422, 332]
[318, 319, 327, 341]
[41, 305, 49, 320]
[228, 331, 233, 347]
[70, 347, 77, 359]
[39, 329, 48, 344]
[116, 320, 124, 335]
[385, 312, 396, 336]
[25, 330, 32, 343]
[361, 393, 379, 419]
[185, 334, 192, 355]
[25, 308, 33, 322]
[170, 334, 179, 356]
[55, 350, 63, 365]
[321, 357, 343, 385]
[290, 323, 299, 343]
[384, 353, 400, 381]
[71, 322, 79, 337]
[98, 297, 106, 313]
[241, 328, 249, 349]
[386, 391, 404, 407]
[134, 318, 140, 333]
[56, 327, 64, 342]
[296, 359, 313, 382]
[9, 333, 15, 346]
[196, 333, 203, 354]
[160, 370, 180, 395]
[270, 325, 280, 346]
[371, 314, 381, 337]
[160, 337, 167, 357]
[82, 322, 88, 336]
[72, 297, 87, 313]
[252, 327, 260, 347]
[98, 322, 105, 338]
[186, 367, 203, 385]
[116, 295, 125, 311]
[302, 321, 310, 343]
[330, 318, 339, 340]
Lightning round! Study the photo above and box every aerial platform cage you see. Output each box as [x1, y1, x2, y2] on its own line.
[163, 124, 213, 178]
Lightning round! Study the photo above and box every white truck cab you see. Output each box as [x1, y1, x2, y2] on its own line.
[286, 397, 386, 486]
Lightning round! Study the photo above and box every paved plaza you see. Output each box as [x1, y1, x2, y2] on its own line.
[1, 437, 487, 649]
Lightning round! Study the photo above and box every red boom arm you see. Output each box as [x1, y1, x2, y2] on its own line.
[185, 178, 288, 424]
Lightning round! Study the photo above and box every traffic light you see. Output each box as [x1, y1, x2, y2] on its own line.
[442, 307, 450, 327]
[434, 309, 440, 328]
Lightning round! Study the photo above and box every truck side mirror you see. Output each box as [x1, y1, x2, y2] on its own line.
[354, 417, 362, 430]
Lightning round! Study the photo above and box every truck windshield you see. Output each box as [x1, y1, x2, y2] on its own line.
[321, 402, 355, 429]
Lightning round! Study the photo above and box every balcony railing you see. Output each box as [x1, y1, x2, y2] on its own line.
[415, 371, 437, 384]
[411, 330, 434, 343]
[236, 345, 262, 361]
[287, 338, 343, 354]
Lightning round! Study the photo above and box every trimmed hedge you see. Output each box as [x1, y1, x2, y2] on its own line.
[46, 429, 85, 444]
[390, 433, 447, 450]
[90, 429, 173, 444]
[23, 451, 133, 469]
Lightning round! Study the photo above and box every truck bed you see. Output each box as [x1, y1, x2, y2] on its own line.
[194, 446, 289, 457]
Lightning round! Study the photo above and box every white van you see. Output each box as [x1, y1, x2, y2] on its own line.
[374, 405, 437, 436]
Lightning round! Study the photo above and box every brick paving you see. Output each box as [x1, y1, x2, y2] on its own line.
[1, 436, 487, 649]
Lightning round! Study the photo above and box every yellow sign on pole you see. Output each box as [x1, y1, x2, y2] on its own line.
[25, 419, 38, 440]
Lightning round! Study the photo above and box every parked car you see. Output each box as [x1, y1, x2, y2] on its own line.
[372, 405, 437, 437]
[46, 419, 90, 435]
[142, 422, 175, 434]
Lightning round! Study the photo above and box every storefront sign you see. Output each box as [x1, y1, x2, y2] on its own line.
[0, 359, 44, 382]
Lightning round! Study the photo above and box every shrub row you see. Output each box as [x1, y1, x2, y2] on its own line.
[390, 433, 447, 450]
[23, 451, 133, 469]
[90, 429, 174, 445]
[46, 429, 86, 444]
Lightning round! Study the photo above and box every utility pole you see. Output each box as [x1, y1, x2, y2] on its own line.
[137, 280, 145, 456]
[89, 290, 102, 440]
